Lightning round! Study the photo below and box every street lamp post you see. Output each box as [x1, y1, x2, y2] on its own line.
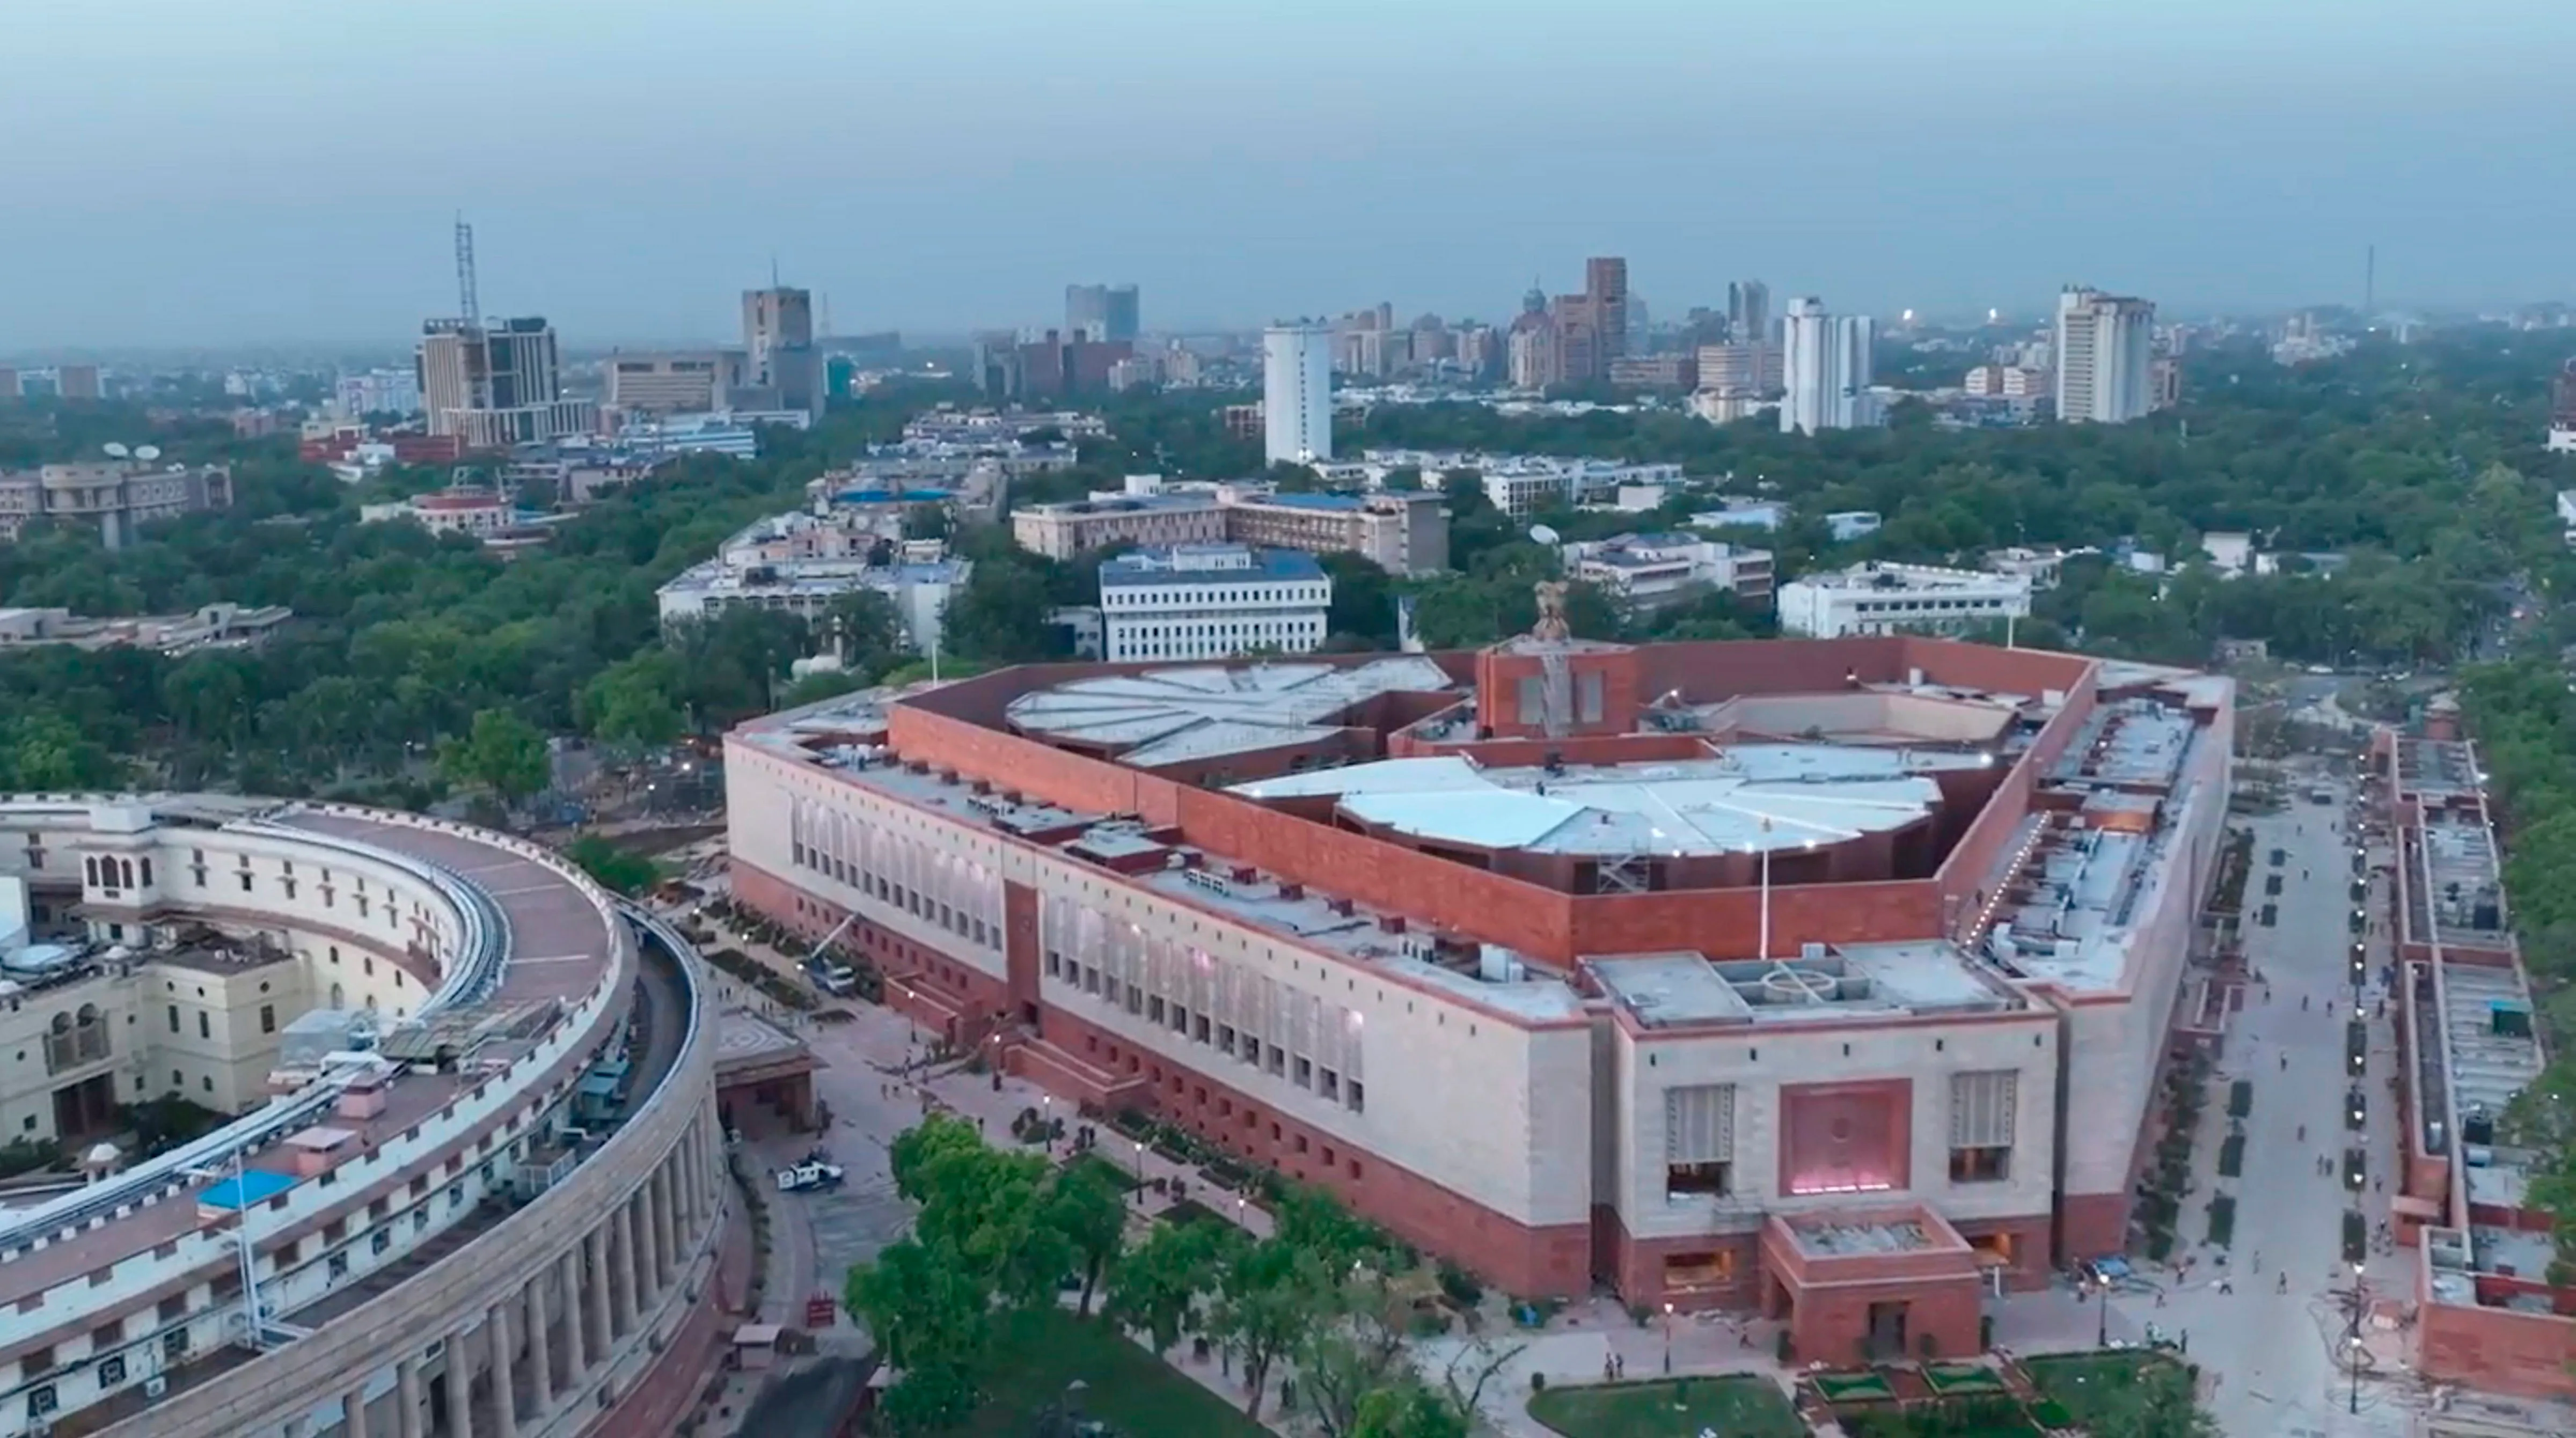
[2347, 1261, 2366, 1414]
[1131, 1139, 1144, 1192]
[1663, 1302, 1675, 1374]
[2094, 1275, 2110, 1348]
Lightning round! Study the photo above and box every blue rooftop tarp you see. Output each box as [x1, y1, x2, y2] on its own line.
[199, 1169, 298, 1211]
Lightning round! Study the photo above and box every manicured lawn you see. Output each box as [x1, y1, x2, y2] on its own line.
[1923, 1363, 2007, 1395]
[1063, 1151, 1141, 1192]
[952, 1307, 1268, 1437]
[1527, 1375, 1805, 1438]
[1813, 1370, 1897, 1402]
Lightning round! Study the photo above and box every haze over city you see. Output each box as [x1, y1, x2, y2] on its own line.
[4, 0, 2573, 349]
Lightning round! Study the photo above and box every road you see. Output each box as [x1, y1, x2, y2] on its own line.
[2079, 772, 2418, 1437]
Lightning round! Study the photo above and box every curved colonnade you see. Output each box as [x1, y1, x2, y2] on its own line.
[0, 797, 727, 1438]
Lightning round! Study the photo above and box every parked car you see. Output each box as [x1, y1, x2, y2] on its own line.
[775, 1161, 846, 1193]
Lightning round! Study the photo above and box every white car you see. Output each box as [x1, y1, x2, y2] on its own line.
[775, 1161, 846, 1193]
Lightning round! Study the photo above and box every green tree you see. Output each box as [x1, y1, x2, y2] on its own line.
[562, 833, 658, 896]
[1351, 1381, 1473, 1438]
[576, 650, 685, 748]
[1105, 1217, 1238, 1356]
[821, 588, 909, 679]
[437, 708, 548, 803]
[844, 1236, 992, 1432]
[1049, 1160, 1131, 1318]
[1209, 1236, 1338, 1421]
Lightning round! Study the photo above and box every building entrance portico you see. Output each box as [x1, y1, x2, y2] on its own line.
[1759, 1204, 1984, 1366]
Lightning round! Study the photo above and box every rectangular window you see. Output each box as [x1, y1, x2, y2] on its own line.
[197, 1012, 210, 1040]
[260, 1004, 276, 1035]
[1948, 1070, 2017, 1183]
[167, 1005, 180, 1033]
[1664, 1083, 1736, 1199]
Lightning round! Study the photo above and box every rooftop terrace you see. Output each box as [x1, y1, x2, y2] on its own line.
[1592, 941, 2022, 1029]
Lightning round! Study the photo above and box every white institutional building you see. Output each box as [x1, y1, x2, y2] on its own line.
[1777, 561, 2034, 638]
[1097, 544, 1331, 662]
[1780, 298, 1877, 435]
[2053, 287, 2156, 424]
[1263, 325, 1335, 466]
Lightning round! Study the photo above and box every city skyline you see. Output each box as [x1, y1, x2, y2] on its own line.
[3, 1, 2572, 348]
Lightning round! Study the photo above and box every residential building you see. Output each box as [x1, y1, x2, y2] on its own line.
[334, 368, 422, 419]
[724, 633, 2233, 1351]
[1507, 317, 1561, 391]
[742, 286, 823, 419]
[2549, 360, 2576, 452]
[2149, 355, 2182, 412]
[2052, 288, 2156, 424]
[0, 460, 233, 548]
[1780, 298, 1877, 434]
[974, 329, 1133, 405]
[1688, 390, 1771, 425]
[1220, 490, 1450, 576]
[1097, 544, 1329, 662]
[1264, 325, 1335, 465]
[1221, 403, 1265, 442]
[56, 364, 101, 401]
[418, 317, 596, 448]
[1695, 343, 1782, 396]
[1066, 283, 1142, 342]
[1826, 511, 1883, 543]
[1564, 533, 1773, 610]
[1689, 498, 1790, 532]
[1607, 354, 1699, 391]
[656, 510, 968, 653]
[358, 487, 528, 540]
[1962, 365, 2050, 400]
[604, 349, 750, 414]
[1013, 493, 1228, 560]
[1728, 280, 1771, 343]
[1777, 562, 2032, 637]
[0, 601, 292, 655]
[616, 412, 766, 459]
[1109, 355, 1161, 392]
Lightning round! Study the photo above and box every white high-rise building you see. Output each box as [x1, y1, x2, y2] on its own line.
[1779, 298, 1877, 435]
[2053, 288, 2156, 423]
[1263, 325, 1334, 466]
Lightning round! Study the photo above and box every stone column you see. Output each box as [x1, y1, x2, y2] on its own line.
[442, 1332, 473, 1438]
[651, 1165, 676, 1288]
[610, 1204, 639, 1334]
[344, 1384, 372, 1438]
[487, 1301, 518, 1438]
[526, 1267, 555, 1408]
[583, 1229, 613, 1367]
[396, 1358, 423, 1438]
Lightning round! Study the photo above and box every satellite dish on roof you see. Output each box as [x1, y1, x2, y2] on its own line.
[102, 442, 131, 458]
[1528, 524, 1561, 547]
[134, 445, 162, 461]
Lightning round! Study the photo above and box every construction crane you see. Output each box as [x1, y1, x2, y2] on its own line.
[454, 216, 481, 332]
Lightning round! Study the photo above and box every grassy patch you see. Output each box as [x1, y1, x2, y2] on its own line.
[2216, 1133, 2245, 1177]
[2206, 1193, 2237, 1248]
[950, 1307, 1267, 1437]
[1527, 1376, 1805, 1438]
[1843, 1402, 2041, 1438]
[1159, 1198, 1224, 1230]
[2022, 1351, 2192, 1433]
[1813, 1370, 1896, 1403]
[1923, 1364, 2008, 1395]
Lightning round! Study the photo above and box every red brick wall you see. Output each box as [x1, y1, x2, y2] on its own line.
[2419, 1300, 2576, 1400]
[1036, 1004, 1590, 1299]
[1475, 645, 1645, 739]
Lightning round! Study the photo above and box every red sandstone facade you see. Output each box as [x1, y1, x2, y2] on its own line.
[725, 635, 2232, 1362]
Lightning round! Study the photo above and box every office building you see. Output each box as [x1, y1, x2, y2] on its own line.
[972, 330, 1132, 405]
[1547, 257, 1630, 386]
[657, 510, 968, 654]
[1728, 280, 1771, 344]
[1780, 299, 1877, 435]
[0, 369, 17, 401]
[1263, 325, 1335, 465]
[724, 630, 2233, 1355]
[418, 317, 597, 449]
[1694, 343, 1782, 397]
[605, 350, 751, 414]
[1563, 533, 1773, 610]
[2053, 288, 2156, 424]
[1777, 562, 2033, 638]
[1219, 489, 1450, 576]
[0, 795, 740, 1438]
[1096, 544, 1331, 662]
[334, 368, 422, 419]
[0, 460, 233, 548]
[1066, 283, 1141, 343]
[2552, 361, 2576, 452]
[743, 287, 823, 419]
[1607, 353, 1698, 391]
[55, 364, 101, 401]
[1507, 316, 1561, 391]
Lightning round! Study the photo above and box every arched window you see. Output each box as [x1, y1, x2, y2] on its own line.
[330, 982, 346, 1010]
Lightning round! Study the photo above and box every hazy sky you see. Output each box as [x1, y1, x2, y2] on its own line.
[4, 0, 2572, 350]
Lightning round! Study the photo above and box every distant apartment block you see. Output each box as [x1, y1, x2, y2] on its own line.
[1696, 342, 1783, 396]
[2054, 288, 2156, 423]
[1607, 353, 1699, 391]
[1564, 533, 1773, 611]
[1264, 325, 1335, 465]
[1099, 545, 1331, 663]
[56, 364, 102, 401]
[0, 460, 232, 548]
[335, 368, 422, 418]
[1963, 365, 2051, 400]
[1779, 562, 2033, 639]
[1066, 283, 1141, 343]
[1013, 493, 1227, 560]
[2548, 360, 2576, 452]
